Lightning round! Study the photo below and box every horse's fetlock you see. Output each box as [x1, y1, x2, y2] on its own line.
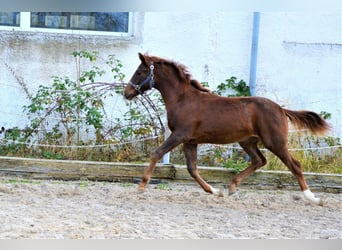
[228, 182, 237, 195]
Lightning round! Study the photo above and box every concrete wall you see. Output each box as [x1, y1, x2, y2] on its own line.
[0, 12, 341, 137]
[256, 13, 342, 135]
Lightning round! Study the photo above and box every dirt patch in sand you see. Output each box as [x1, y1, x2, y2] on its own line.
[0, 177, 341, 239]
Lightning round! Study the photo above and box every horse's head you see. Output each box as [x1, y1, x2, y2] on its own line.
[124, 53, 155, 100]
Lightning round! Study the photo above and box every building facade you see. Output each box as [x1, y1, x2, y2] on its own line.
[0, 12, 341, 137]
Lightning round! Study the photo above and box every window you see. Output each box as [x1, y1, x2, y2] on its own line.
[0, 12, 131, 36]
[0, 12, 20, 26]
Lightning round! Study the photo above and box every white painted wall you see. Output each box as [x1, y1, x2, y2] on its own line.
[140, 12, 253, 85]
[256, 13, 342, 136]
[0, 12, 341, 137]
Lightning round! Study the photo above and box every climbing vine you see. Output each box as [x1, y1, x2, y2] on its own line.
[214, 76, 251, 97]
[1, 50, 165, 161]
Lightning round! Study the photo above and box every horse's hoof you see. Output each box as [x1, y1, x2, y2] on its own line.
[318, 199, 324, 206]
[228, 191, 236, 196]
[216, 188, 224, 197]
[210, 187, 224, 197]
[303, 189, 323, 206]
[137, 185, 146, 192]
[228, 188, 239, 196]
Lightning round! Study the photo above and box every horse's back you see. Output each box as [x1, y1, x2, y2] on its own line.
[219, 95, 288, 136]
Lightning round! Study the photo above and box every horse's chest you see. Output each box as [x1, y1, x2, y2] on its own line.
[167, 110, 197, 131]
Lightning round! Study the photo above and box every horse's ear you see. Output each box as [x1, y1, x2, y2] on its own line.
[138, 53, 148, 66]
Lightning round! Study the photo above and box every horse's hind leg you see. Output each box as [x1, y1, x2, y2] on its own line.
[269, 148, 323, 206]
[261, 131, 323, 206]
[229, 137, 267, 195]
[183, 143, 223, 196]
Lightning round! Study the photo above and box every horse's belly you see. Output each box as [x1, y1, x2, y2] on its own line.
[189, 129, 255, 144]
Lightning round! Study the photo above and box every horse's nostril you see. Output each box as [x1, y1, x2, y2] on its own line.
[124, 91, 135, 100]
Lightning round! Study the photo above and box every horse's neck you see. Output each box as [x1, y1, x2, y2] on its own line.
[157, 78, 191, 109]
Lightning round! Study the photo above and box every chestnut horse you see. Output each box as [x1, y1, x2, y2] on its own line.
[124, 53, 329, 206]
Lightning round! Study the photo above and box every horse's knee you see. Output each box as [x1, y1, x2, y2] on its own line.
[186, 165, 198, 178]
[250, 157, 267, 170]
[152, 149, 163, 161]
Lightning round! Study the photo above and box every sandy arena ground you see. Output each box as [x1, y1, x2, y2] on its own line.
[0, 176, 341, 239]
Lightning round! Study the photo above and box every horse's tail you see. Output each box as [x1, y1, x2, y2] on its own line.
[284, 109, 330, 135]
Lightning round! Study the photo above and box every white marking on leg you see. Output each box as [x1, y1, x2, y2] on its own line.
[303, 189, 323, 206]
[210, 186, 224, 197]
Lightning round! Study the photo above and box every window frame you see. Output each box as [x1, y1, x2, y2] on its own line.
[0, 12, 133, 37]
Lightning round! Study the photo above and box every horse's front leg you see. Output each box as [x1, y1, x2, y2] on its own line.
[138, 133, 182, 192]
[183, 143, 223, 197]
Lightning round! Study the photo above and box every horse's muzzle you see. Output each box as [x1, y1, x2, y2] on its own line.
[124, 88, 137, 100]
